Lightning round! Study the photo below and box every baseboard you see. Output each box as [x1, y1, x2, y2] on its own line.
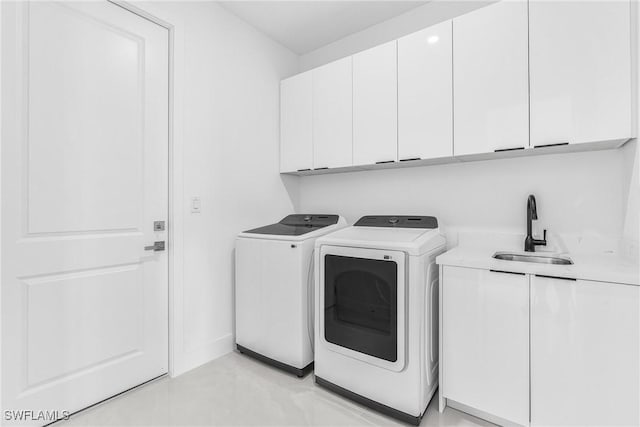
[170, 333, 234, 377]
[446, 398, 524, 427]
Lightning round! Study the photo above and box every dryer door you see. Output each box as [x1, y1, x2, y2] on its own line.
[319, 245, 406, 372]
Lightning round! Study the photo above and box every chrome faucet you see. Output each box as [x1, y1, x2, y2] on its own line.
[525, 194, 547, 252]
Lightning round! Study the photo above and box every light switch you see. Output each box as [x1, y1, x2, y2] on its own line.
[191, 196, 201, 213]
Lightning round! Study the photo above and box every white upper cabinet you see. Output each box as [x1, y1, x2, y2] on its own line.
[279, 0, 634, 174]
[353, 41, 398, 165]
[531, 276, 639, 426]
[398, 21, 453, 161]
[529, 0, 633, 146]
[453, 0, 529, 155]
[313, 57, 353, 169]
[280, 71, 312, 172]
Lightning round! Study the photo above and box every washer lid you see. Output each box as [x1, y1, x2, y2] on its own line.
[321, 226, 433, 244]
[243, 214, 340, 236]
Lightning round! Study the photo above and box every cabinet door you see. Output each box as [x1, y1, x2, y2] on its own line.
[442, 267, 529, 425]
[280, 72, 312, 172]
[313, 57, 353, 169]
[453, 0, 529, 155]
[531, 276, 639, 426]
[353, 41, 398, 165]
[398, 21, 453, 161]
[529, 0, 633, 147]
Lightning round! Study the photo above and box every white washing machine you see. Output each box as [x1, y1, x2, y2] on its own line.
[314, 215, 445, 424]
[235, 214, 347, 377]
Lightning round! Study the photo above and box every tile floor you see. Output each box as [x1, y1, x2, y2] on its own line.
[61, 351, 493, 426]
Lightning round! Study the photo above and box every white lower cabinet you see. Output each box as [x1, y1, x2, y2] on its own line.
[442, 266, 640, 426]
[531, 276, 640, 426]
[442, 266, 529, 425]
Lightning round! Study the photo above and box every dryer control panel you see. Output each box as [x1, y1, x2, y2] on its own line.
[354, 215, 438, 229]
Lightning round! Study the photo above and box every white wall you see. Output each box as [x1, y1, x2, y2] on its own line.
[298, 147, 635, 253]
[618, 0, 640, 258]
[299, 0, 494, 71]
[622, 141, 639, 256]
[625, 0, 640, 258]
[132, 1, 299, 376]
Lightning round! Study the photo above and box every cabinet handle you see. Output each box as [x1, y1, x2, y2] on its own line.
[400, 157, 421, 162]
[535, 274, 576, 281]
[375, 160, 395, 164]
[489, 270, 524, 276]
[489, 269, 525, 276]
[314, 167, 329, 170]
[296, 168, 311, 172]
[494, 147, 525, 152]
[533, 142, 570, 149]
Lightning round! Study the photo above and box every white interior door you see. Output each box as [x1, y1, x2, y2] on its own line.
[1, 1, 169, 424]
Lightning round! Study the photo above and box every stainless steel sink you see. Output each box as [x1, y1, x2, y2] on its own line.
[492, 251, 573, 265]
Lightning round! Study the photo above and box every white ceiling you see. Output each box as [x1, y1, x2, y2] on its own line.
[218, 1, 429, 55]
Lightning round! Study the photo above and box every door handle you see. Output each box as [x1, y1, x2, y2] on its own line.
[144, 241, 165, 252]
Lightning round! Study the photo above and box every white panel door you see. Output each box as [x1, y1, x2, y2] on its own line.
[442, 267, 529, 425]
[280, 71, 313, 172]
[1, 1, 169, 423]
[531, 276, 639, 426]
[313, 57, 353, 169]
[398, 21, 453, 161]
[453, 0, 529, 155]
[353, 41, 398, 166]
[529, 0, 633, 147]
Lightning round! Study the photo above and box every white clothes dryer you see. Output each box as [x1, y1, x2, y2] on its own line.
[314, 215, 445, 424]
[235, 214, 347, 376]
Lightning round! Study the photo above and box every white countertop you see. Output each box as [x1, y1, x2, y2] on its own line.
[437, 246, 639, 286]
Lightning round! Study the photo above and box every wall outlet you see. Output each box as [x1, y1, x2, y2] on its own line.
[191, 196, 201, 213]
